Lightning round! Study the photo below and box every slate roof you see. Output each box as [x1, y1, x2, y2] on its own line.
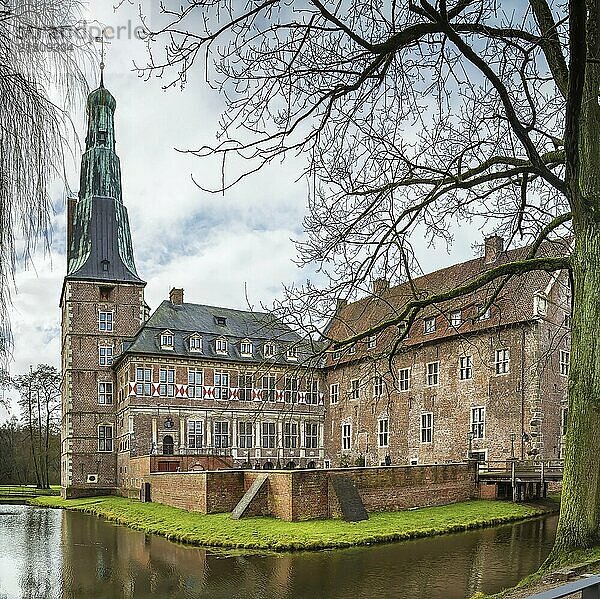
[119, 300, 320, 366]
[324, 238, 570, 366]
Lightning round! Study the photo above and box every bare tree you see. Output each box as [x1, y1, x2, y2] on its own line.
[135, 0, 600, 559]
[0, 0, 90, 365]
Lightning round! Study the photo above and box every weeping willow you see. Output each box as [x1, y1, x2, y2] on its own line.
[0, 0, 90, 365]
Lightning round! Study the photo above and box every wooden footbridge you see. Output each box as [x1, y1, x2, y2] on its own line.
[477, 460, 564, 501]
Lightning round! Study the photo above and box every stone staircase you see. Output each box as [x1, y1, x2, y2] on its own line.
[330, 475, 368, 521]
[230, 474, 269, 520]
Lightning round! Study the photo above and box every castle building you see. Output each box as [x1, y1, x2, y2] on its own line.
[61, 81, 569, 498]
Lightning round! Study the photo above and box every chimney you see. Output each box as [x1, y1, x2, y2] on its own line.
[169, 288, 184, 305]
[372, 278, 389, 296]
[66, 196, 78, 257]
[484, 235, 504, 264]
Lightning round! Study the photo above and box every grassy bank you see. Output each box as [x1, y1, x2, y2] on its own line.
[30, 495, 558, 552]
[0, 485, 59, 503]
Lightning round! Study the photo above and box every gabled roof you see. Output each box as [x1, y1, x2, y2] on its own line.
[119, 300, 320, 365]
[325, 238, 570, 365]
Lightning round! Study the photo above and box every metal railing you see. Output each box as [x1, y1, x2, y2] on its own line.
[525, 574, 600, 598]
[477, 459, 564, 476]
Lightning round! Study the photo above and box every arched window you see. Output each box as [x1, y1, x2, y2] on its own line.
[162, 435, 174, 455]
[263, 461, 274, 470]
[285, 461, 296, 470]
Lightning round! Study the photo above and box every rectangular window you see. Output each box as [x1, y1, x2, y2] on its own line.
[471, 406, 485, 439]
[426, 361, 439, 386]
[262, 422, 276, 448]
[240, 340, 253, 356]
[159, 368, 175, 397]
[98, 311, 113, 332]
[263, 343, 276, 358]
[420, 413, 433, 444]
[342, 423, 352, 450]
[477, 305, 491, 321]
[286, 346, 298, 361]
[368, 334, 377, 349]
[450, 311, 462, 327]
[160, 332, 174, 349]
[189, 336, 202, 352]
[238, 422, 254, 449]
[495, 349, 510, 375]
[459, 356, 473, 380]
[284, 422, 298, 449]
[560, 350, 570, 376]
[378, 418, 389, 448]
[332, 350, 341, 361]
[98, 382, 113, 405]
[563, 314, 571, 328]
[350, 379, 360, 400]
[373, 375, 383, 398]
[261, 375, 276, 402]
[330, 383, 339, 404]
[188, 369, 203, 399]
[561, 407, 568, 436]
[305, 422, 318, 449]
[135, 367, 152, 396]
[99, 346, 113, 366]
[347, 344, 356, 355]
[214, 371, 230, 400]
[238, 373, 253, 401]
[216, 338, 228, 354]
[187, 421, 203, 449]
[285, 377, 299, 403]
[424, 316, 436, 334]
[398, 368, 411, 392]
[214, 421, 229, 448]
[98, 425, 113, 452]
[306, 379, 319, 404]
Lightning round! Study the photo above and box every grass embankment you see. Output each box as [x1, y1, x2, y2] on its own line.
[0, 485, 60, 503]
[31, 495, 558, 552]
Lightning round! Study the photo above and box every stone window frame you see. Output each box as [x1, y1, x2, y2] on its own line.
[238, 372, 254, 401]
[284, 421, 299, 449]
[240, 339, 253, 357]
[459, 355, 473, 380]
[98, 424, 113, 452]
[98, 345, 113, 367]
[215, 336, 228, 355]
[306, 379, 319, 405]
[238, 421, 254, 448]
[263, 343, 276, 358]
[213, 421, 230, 449]
[367, 334, 377, 349]
[159, 367, 175, 397]
[420, 412, 433, 444]
[188, 334, 202, 353]
[341, 422, 352, 451]
[377, 417, 389, 448]
[470, 406, 485, 439]
[350, 378, 360, 400]
[188, 368, 203, 399]
[286, 346, 298, 361]
[398, 367, 411, 392]
[373, 375, 384, 398]
[426, 361, 439, 386]
[305, 422, 319, 449]
[187, 420, 204, 449]
[284, 376, 300, 403]
[450, 310, 462, 328]
[424, 316, 436, 334]
[214, 370, 230, 400]
[261, 421, 277, 448]
[330, 382, 340, 404]
[160, 330, 174, 350]
[98, 381, 113, 405]
[494, 348, 510, 375]
[135, 366, 152, 396]
[261, 374, 276, 402]
[559, 349, 570, 377]
[98, 310, 114, 333]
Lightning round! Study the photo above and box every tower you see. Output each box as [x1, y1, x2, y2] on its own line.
[60, 79, 146, 497]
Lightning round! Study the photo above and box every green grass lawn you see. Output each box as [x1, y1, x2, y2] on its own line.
[0, 485, 60, 502]
[30, 495, 558, 552]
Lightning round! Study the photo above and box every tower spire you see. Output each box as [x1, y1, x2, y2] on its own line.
[95, 30, 111, 88]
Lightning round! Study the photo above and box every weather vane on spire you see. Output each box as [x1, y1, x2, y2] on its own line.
[94, 28, 111, 87]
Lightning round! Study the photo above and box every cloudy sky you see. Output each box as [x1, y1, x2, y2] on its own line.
[1, 1, 479, 418]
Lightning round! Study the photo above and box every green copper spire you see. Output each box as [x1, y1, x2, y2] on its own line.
[66, 81, 144, 284]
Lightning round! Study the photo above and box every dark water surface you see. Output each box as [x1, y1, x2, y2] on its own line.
[0, 505, 557, 599]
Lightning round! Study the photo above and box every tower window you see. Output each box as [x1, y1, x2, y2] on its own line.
[101, 260, 110, 273]
[99, 311, 113, 332]
[99, 286, 113, 301]
[99, 346, 113, 366]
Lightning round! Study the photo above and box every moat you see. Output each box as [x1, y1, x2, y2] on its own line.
[0, 505, 556, 598]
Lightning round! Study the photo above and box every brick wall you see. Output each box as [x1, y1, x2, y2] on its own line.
[144, 463, 477, 521]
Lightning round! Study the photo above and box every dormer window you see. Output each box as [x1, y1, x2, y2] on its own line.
[450, 311, 462, 327]
[348, 343, 356, 355]
[240, 339, 253, 356]
[476, 305, 491, 321]
[264, 343, 276, 358]
[534, 294, 548, 317]
[216, 337, 228, 354]
[286, 346, 298, 361]
[424, 316, 436, 334]
[189, 335, 202, 353]
[160, 331, 174, 350]
[215, 316, 227, 326]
